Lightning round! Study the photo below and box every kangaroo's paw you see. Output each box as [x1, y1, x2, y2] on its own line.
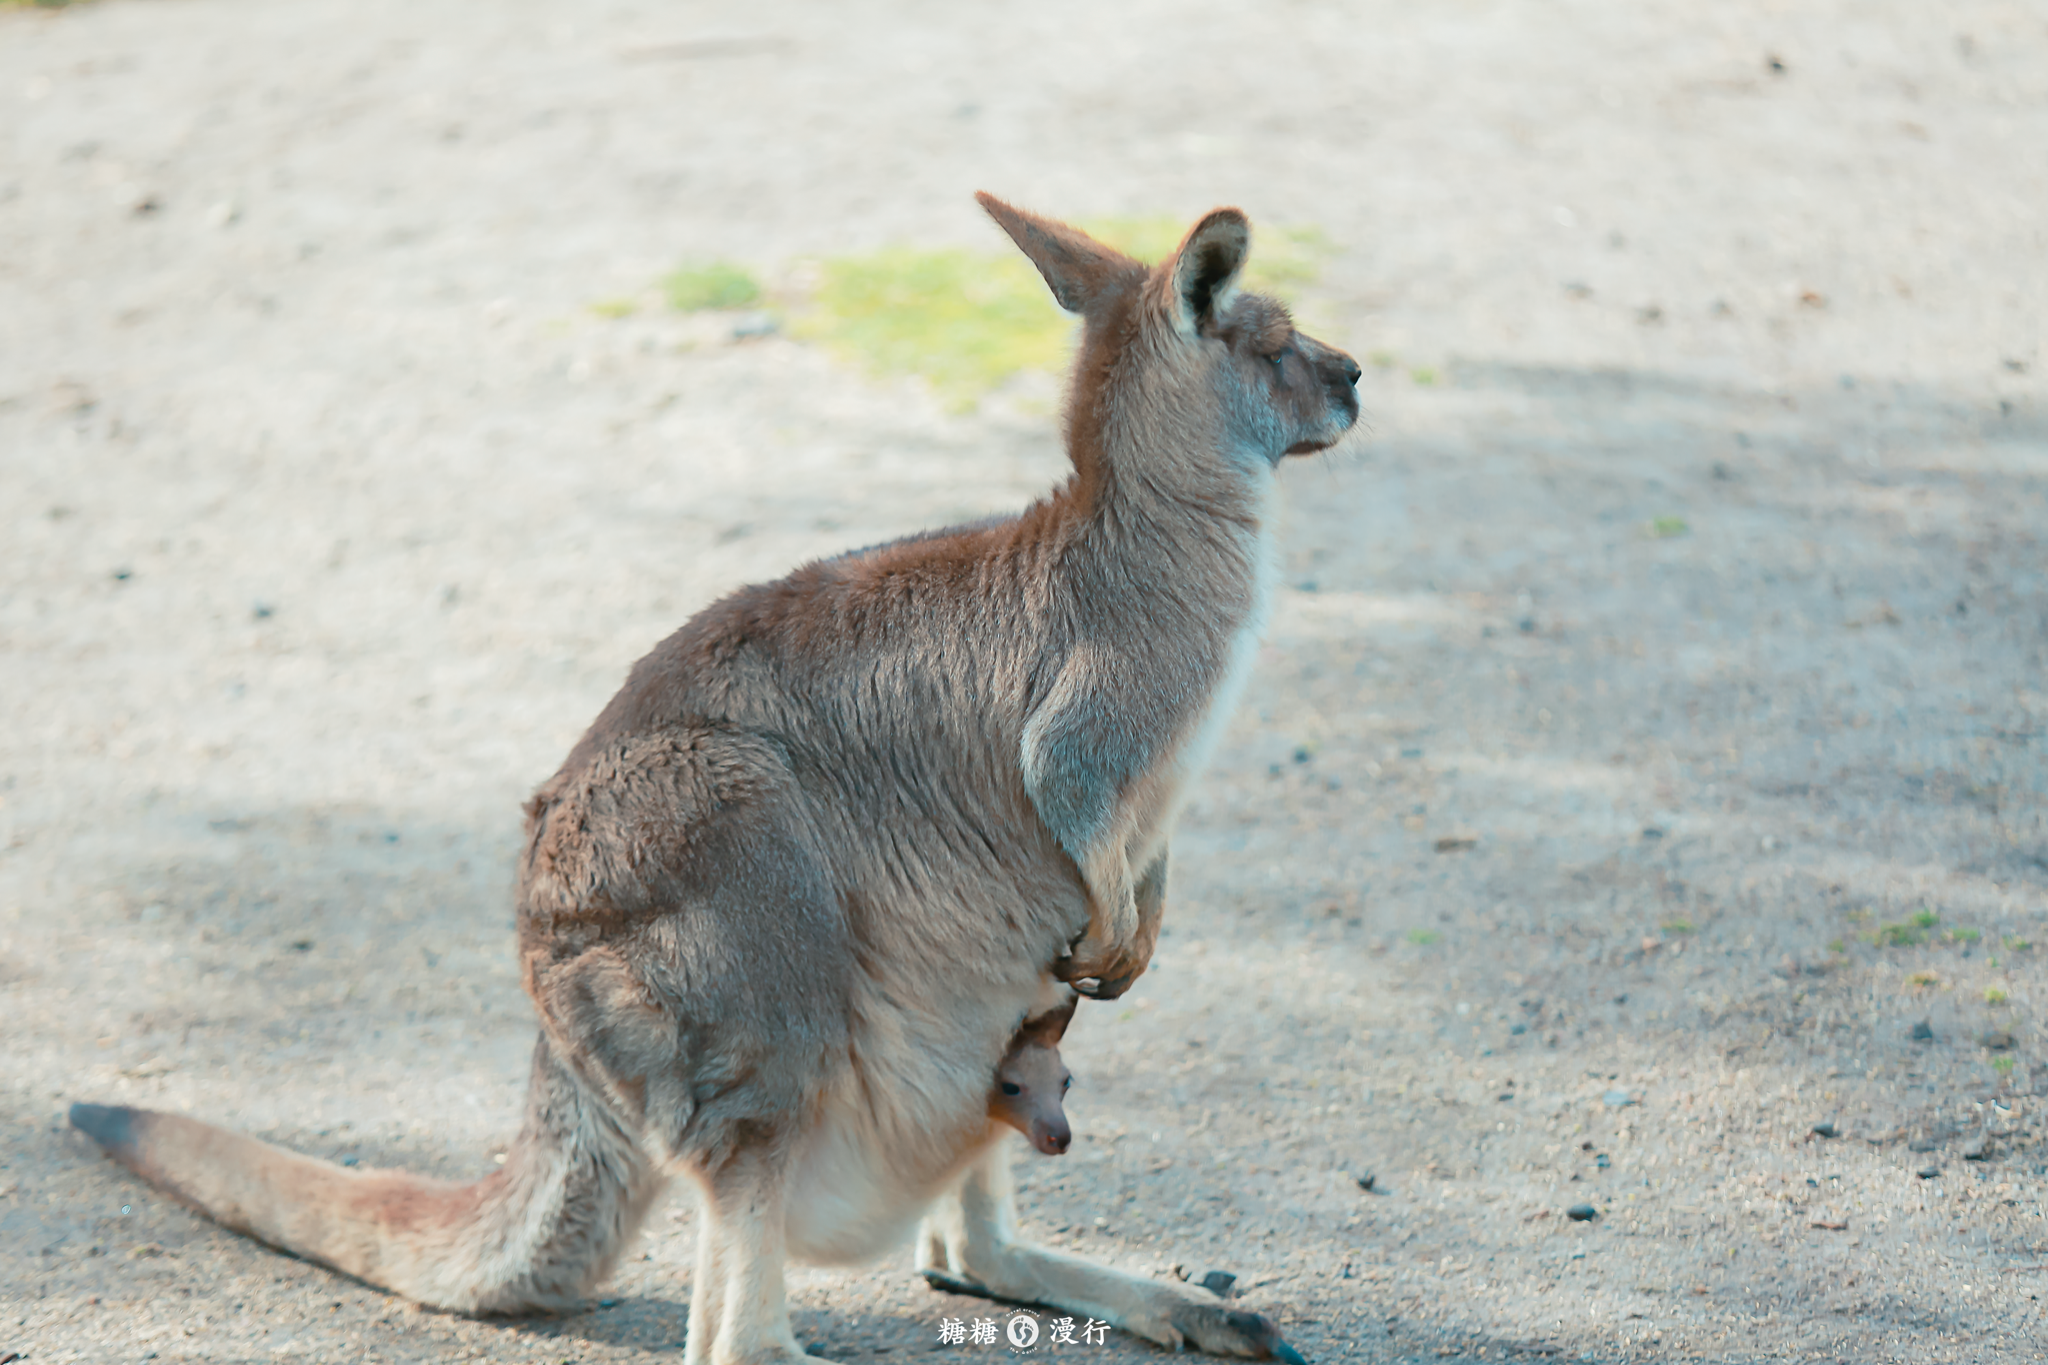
[1053, 929, 1146, 1000]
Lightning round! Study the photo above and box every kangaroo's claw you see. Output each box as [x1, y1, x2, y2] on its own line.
[1249, 1318, 1309, 1365]
[1068, 968, 1137, 1000]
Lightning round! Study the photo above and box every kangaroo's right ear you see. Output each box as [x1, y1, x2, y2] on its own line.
[976, 192, 1142, 316]
[1167, 208, 1250, 336]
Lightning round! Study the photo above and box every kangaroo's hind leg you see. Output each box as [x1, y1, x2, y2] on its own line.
[679, 1145, 832, 1365]
[916, 1146, 1306, 1362]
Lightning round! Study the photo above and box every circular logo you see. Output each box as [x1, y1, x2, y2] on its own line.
[1005, 1310, 1041, 1351]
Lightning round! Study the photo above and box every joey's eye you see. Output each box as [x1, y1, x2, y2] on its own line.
[1061, 1077, 1072, 1092]
[1001, 1082, 1022, 1096]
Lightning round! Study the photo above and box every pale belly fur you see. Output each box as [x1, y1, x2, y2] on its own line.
[782, 972, 1069, 1264]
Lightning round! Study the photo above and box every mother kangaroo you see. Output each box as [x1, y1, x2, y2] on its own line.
[71, 194, 1361, 1365]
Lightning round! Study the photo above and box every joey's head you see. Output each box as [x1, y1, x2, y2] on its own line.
[975, 192, 1362, 485]
[990, 998, 1076, 1156]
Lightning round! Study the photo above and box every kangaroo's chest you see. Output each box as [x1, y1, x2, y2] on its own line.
[1131, 511, 1279, 864]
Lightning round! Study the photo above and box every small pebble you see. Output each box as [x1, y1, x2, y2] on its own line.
[1917, 1166, 1942, 1180]
[339, 1155, 359, 1167]
[1640, 826, 1665, 839]
[1811, 1122, 1838, 1139]
[1594, 1153, 1611, 1170]
[1910, 1019, 1934, 1042]
[1354, 1171, 1376, 1192]
[1981, 1030, 2014, 1050]
[1961, 1134, 1990, 1161]
[1197, 1270, 1237, 1299]
[1566, 1204, 1599, 1221]
[1602, 1089, 1635, 1108]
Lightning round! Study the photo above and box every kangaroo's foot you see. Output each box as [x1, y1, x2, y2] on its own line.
[917, 1147, 1307, 1362]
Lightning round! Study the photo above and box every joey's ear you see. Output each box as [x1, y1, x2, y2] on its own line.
[1027, 995, 1080, 1046]
[976, 191, 1142, 315]
[1168, 208, 1250, 334]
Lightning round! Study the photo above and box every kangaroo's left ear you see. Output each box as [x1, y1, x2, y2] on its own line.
[1169, 208, 1250, 335]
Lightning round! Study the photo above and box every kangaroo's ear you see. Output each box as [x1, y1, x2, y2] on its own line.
[1169, 208, 1250, 335]
[1030, 995, 1080, 1046]
[976, 192, 1141, 316]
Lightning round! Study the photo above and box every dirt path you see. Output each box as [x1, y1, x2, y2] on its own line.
[3, 2, 2045, 1361]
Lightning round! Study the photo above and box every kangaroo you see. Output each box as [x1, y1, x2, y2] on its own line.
[69, 193, 1361, 1365]
[990, 996, 1077, 1157]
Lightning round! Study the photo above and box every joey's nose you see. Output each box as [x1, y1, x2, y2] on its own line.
[1341, 355, 1362, 386]
[1040, 1123, 1071, 1155]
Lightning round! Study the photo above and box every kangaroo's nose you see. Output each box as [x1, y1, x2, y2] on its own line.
[1341, 355, 1362, 386]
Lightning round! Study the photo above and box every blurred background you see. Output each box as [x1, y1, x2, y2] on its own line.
[2, 2, 2044, 1362]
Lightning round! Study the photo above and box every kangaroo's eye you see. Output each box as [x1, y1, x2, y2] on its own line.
[1061, 1077, 1072, 1092]
[1000, 1082, 1022, 1096]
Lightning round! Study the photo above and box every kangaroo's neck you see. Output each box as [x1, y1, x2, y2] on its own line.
[1054, 429, 1277, 615]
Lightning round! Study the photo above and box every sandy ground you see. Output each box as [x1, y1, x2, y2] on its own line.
[3, 1, 2047, 1361]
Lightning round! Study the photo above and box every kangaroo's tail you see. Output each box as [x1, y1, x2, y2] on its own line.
[69, 1034, 658, 1313]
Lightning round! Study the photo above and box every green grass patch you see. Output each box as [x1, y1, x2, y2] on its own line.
[1984, 986, 2008, 1004]
[1660, 919, 1695, 936]
[795, 248, 1070, 410]
[664, 262, 762, 313]
[589, 298, 638, 320]
[1991, 1055, 2016, 1075]
[1648, 516, 1690, 539]
[1404, 927, 1442, 946]
[2005, 936, 2032, 952]
[1946, 926, 1981, 944]
[794, 217, 1334, 410]
[1911, 908, 1939, 929]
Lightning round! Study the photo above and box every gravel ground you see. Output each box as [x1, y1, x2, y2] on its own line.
[2, 2, 2045, 1362]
